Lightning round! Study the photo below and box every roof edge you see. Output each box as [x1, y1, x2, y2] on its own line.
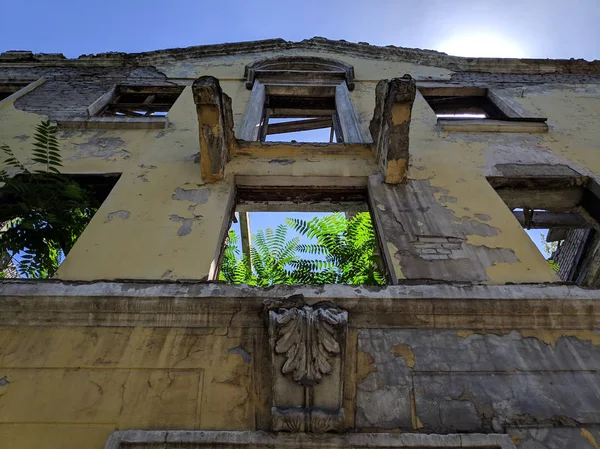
[1, 37, 599, 75]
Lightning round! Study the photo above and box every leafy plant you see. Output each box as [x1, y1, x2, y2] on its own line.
[540, 232, 560, 273]
[0, 121, 99, 278]
[219, 212, 385, 286]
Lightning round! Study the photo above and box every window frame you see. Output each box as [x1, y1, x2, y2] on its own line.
[209, 175, 393, 285]
[418, 85, 548, 133]
[487, 167, 600, 285]
[0, 78, 45, 105]
[94, 85, 184, 118]
[58, 84, 184, 130]
[239, 58, 363, 143]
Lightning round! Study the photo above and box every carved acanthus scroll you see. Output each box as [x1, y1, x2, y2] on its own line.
[271, 306, 347, 386]
[267, 297, 348, 433]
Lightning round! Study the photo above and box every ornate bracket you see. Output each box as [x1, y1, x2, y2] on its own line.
[192, 76, 234, 183]
[267, 295, 348, 433]
[369, 75, 416, 184]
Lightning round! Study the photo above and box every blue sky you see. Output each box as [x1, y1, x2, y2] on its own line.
[2, 0, 599, 60]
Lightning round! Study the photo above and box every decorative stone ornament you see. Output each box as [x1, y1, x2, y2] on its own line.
[267, 295, 348, 433]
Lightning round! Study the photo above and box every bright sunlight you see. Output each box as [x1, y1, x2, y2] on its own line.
[437, 32, 526, 58]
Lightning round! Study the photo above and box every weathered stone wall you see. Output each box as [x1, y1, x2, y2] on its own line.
[357, 328, 600, 447]
[0, 282, 598, 448]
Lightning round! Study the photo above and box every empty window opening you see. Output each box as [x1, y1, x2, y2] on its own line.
[218, 186, 386, 286]
[518, 208, 593, 280]
[264, 118, 336, 143]
[0, 173, 120, 278]
[241, 58, 362, 143]
[0, 82, 31, 101]
[488, 175, 600, 285]
[99, 86, 183, 117]
[260, 95, 342, 143]
[423, 95, 508, 120]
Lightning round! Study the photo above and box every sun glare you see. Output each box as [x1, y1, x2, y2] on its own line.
[438, 33, 527, 58]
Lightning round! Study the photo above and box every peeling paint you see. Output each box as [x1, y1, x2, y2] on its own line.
[457, 330, 475, 339]
[357, 351, 377, 383]
[409, 391, 424, 430]
[0, 376, 8, 386]
[171, 187, 211, 204]
[510, 435, 521, 447]
[169, 214, 202, 236]
[437, 195, 457, 203]
[520, 330, 600, 349]
[106, 210, 131, 222]
[390, 344, 415, 368]
[228, 347, 252, 363]
[69, 135, 129, 161]
[268, 158, 295, 165]
[581, 428, 600, 449]
[457, 216, 500, 237]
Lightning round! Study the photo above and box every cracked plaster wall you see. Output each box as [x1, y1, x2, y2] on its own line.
[0, 51, 599, 281]
[356, 329, 600, 448]
[0, 326, 263, 449]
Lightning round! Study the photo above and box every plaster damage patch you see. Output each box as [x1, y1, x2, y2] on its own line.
[106, 210, 131, 222]
[172, 187, 211, 204]
[228, 346, 252, 363]
[170, 214, 202, 236]
[69, 135, 129, 161]
[390, 344, 415, 368]
[357, 351, 377, 383]
[269, 159, 295, 165]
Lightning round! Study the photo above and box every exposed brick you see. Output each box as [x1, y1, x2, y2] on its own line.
[416, 237, 450, 244]
[421, 254, 449, 260]
[414, 243, 445, 249]
[441, 243, 462, 249]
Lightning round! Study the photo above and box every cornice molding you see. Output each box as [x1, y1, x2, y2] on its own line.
[0, 280, 598, 329]
[2, 37, 599, 75]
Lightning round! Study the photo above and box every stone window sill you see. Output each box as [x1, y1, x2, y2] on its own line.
[439, 119, 548, 133]
[105, 430, 517, 449]
[57, 116, 168, 130]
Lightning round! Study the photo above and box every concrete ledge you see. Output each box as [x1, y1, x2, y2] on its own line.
[105, 430, 516, 449]
[439, 119, 548, 133]
[0, 78, 45, 108]
[233, 140, 374, 158]
[0, 281, 598, 329]
[56, 116, 168, 129]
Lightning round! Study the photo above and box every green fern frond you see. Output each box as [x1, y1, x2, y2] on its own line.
[0, 144, 29, 174]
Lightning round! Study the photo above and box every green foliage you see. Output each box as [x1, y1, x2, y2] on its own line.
[0, 121, 99, 278]
[219, 212, 385, 286]
[547, 259, 560, 273]
[540, 232, 560, 273]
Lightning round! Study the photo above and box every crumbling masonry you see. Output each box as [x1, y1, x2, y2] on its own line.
[1, 38, 600, 449]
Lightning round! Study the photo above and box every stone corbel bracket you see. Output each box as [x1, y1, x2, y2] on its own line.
[192, 76, 235, 183]
[370, 75, 416, 184]
[266, 295, 348, 433]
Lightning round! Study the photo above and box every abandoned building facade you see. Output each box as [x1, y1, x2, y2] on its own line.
[0, 38, 599, 449]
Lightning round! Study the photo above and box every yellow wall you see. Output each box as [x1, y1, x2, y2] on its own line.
[1, 50, 598, 283]
[0, 326, 260, 449]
